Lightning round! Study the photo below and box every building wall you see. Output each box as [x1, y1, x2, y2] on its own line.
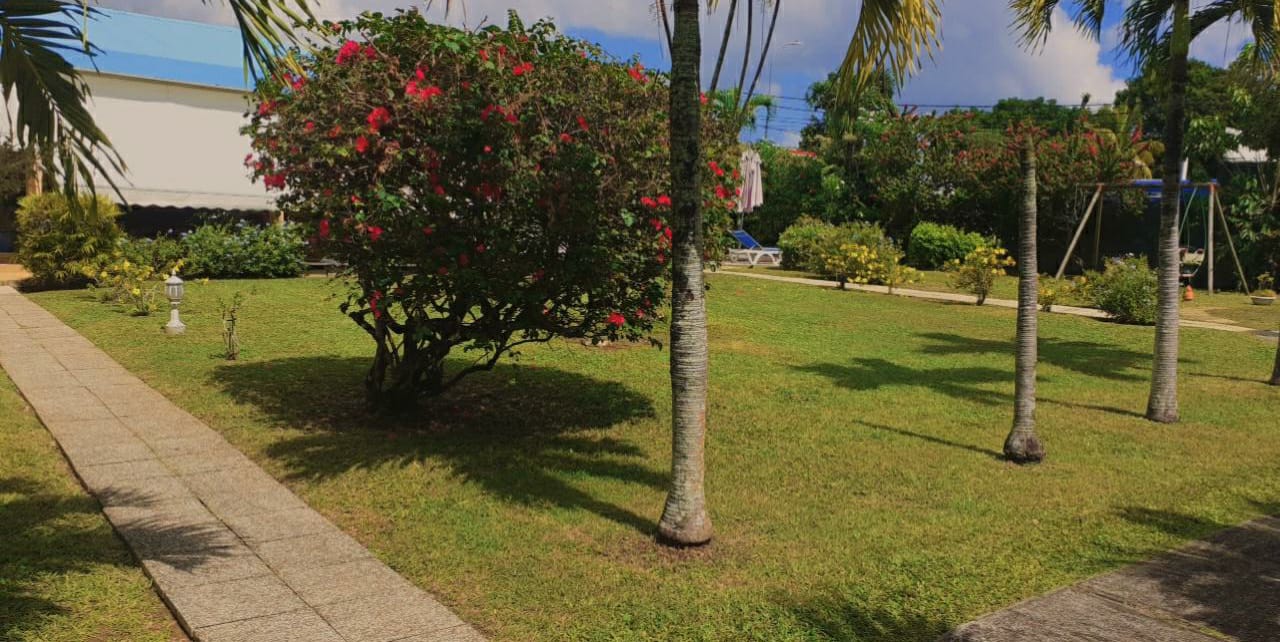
[83, 73, 271, 210]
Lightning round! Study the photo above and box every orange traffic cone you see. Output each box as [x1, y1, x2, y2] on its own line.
[1183, 284, 1195, 301]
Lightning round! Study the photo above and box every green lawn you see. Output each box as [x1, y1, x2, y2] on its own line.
[724, 265, 1279, 330]
[0, 372, 186, 642]
[30, 275, 1280, 641]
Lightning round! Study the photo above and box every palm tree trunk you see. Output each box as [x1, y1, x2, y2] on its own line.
[734, 0, 754, 108]
[1270, 324, 1280, 386]
[1005, 136, 1045, 464]
[659, 0, 713, 547]
[741, 0, 781, 117]
[1147, 0, 1189, 424]
[656, 0, 673, 55]
[708, 0, 738, 93]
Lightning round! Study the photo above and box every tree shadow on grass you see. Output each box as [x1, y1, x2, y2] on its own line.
[0, 477, 221, 641]
[784, 592, 951, 642]
[210, 356, 662, 535]
[855, 420, 1003, 460]
[795, 358, 1013, 407]
[1101, 502, 1280, 642]
[916, 332, 1155, 382]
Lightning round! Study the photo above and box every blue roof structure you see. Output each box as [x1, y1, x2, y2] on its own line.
[63, 9, 250, 91]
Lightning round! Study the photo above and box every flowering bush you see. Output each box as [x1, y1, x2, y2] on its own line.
[245, 12, 738, 408]
[820, 238, 910, 291]
[1037, 276, 1083, 312]
[1084, 257, 1158, 325]
[81, 257, 182, 316]
[777, 217, 886, 273]
[946, 246, 1015, 305]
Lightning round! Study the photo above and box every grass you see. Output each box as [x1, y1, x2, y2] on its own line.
[30, 275, 1280, 641]
[0, 372, 186, 642]
[724, 265, 1280, 330]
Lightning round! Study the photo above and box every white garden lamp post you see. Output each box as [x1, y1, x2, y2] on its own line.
[164, 274, 186, 335]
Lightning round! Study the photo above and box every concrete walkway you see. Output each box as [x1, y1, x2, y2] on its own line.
[717, 269, 1258, 334]
[0, 286, 483, 642]
[943, 516, 1280, 641]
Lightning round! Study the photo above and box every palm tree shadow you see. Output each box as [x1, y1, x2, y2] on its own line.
[794, 358, 1013, 406]
[856, 420, 1003, 460]
[210, 356, 662, 535]
[1094, 502, 1280, 642]
[1, 477, 226, 639]
[916, 332, 1157, 382]
[784, 592, 951, 641]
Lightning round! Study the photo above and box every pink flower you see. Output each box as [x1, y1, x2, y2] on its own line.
[243, 153, 254, 167]
[416, 66, 427, 81]
[354, 135, 370, 154]
[483, 145, 492, 154]
[336, 40, 361, 64]
[367, 225, 384, 242]
[475, 243, 486, 254]
[367, 106, 391, 133]
[607, 312, 626, 327]
[700, 92, 708, 105]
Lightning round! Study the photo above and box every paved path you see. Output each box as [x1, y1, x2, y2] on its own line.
[0, 286, 483, 642]
[942, 516, 1280, 641]
[0, 262, 31, 285]
[717, 269, 1259, 334]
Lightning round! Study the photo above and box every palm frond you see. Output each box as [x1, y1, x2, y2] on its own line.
[834, 0, 941, 104]
[218, 0, 316, 78]
[0, 0, 123, 200]
[1008, 0, 1108, 48]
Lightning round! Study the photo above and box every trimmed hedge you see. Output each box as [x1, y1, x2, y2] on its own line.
[180, 223, 306, 279]
[778, 216, 887, 273]
[908, 222, 989, 269]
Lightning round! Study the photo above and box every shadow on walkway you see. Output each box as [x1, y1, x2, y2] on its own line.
[211, 356, 663, 535]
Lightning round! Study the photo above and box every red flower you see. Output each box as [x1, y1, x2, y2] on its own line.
[657, 195, 672, 207]
[475, 243, 486, 254]
[700, 93, 708, 105]
[336, 40, 361, 64]
[304, 121, 316, 133]
[483, 145, 492, 154]
[480, 104, 502, 121]
[327, 125, 343, 139]
[479, 48, 490, 61]
[577, 116, 590, 132]
[640, 196, 658, 209]
[354, 135, 370, 154]
[350, 195, 362, 205]
[627, 63, 647, 84]
[370, 290, 383, 319]
[362, 45, 378, 60]
[243, 153, 254, 166]
[458, 253, 470, 267]
[715, 184, 730, 200]
[433, 185, 447, 196]
[263, 173, 286, 190]
[367, 225, 384, 242]
[422, 226, 434, 236]
[656, 252, 666, 264]
[663, 226, 673, 241]
[559, 132, 572, 143]
[649, 217, 663, 231]
[289, 74, 306, 92]
[367, 106, 391, 133]
[512, 61, 534, 76]
[437, 266, 450, 276]
[532, 269, 545, 281]
[708, 160, 725, 177]
[257, 100, 277, 116]
[607, 312, 626, 327]
[318, 218, 331, 239]
[416, 66, 427, 81]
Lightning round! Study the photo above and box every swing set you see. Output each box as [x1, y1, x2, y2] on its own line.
[1054, 179, 1250, 292]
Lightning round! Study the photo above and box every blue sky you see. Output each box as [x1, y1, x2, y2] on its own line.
[95, 1, 1253, 146]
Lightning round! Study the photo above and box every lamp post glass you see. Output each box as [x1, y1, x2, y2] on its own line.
[165, 275, 186, 335]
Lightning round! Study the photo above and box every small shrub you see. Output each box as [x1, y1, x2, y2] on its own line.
[946, 246, 1014, 305]
[908, 222, 989, 269]
[1037, 277, 1081, 312]
[119, 236, 186, 273]
[1085, 257, 1158, 325]
[81, 257, 176, 316]
[818, 237, 912, 291]
[181, 223, 305, 279]
[16, 193, 122, 286]
[218, 292, 246, 360]
[779, 217, 886, 272]
[1255, 273, 1275, 297]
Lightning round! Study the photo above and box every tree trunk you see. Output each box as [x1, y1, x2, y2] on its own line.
[1147, 0, 1189, 424]
[708, 0, 738, 93]
[656, 0, 673, 55]
[1005, 137, 1045, 464]
[734, 0, 754, 108]
[741, 0, 781, 115]
[1270, 324, 1280, 386]
[659, 0, 713, 547]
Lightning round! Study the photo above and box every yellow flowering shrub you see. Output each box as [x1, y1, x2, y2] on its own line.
[946, 246, 1015, 305]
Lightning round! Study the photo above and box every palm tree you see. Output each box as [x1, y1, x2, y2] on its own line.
[0, 0, 313, 199]
[658, 0, 941, 547]
[1004, 134, 1046, 464]
[1009, 0, 1278, 424]
[659, 0, 713, 546]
